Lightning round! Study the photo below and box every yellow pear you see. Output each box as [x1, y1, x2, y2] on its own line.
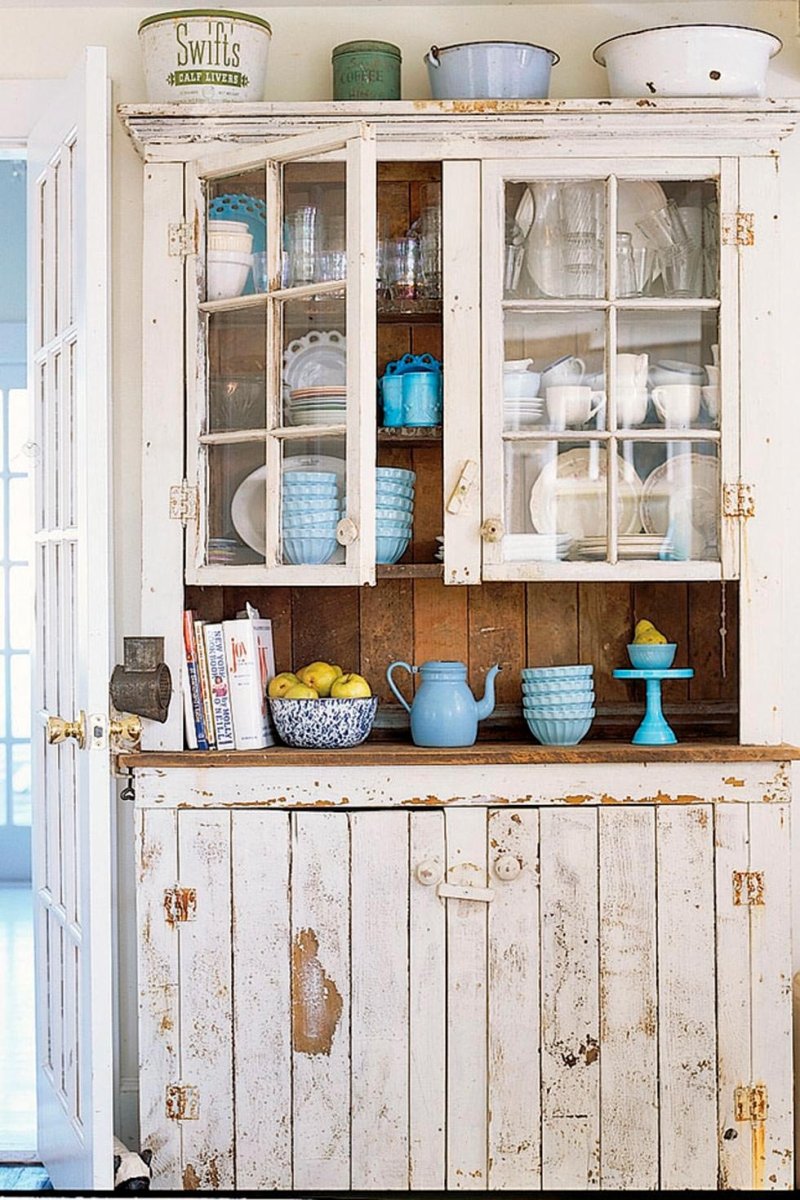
[330, 672, 372, 699]
[283, 682, 320, 699]
[267, 671, 301, 699]
[633, 619, 656, 642]
[297, 661, 341, 697]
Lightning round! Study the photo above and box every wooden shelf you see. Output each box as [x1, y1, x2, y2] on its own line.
[378, 425, 442, 445]
[377, 299, 442, 323]
[376, 562, 442, 579]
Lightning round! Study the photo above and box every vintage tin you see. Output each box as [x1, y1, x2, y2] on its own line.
[332, 40, 402, 100]
[138, 8, 272, 102]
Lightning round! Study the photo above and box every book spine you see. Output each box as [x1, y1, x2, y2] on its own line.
[202, 623, 236, 751]
[194, 617, 217, 749]
[223, 617, 269, 750]
[182, 610, 209, 750]
[251, 617, 276, 747]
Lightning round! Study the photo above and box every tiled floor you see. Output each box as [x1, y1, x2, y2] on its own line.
[0, 886, 36, 1155]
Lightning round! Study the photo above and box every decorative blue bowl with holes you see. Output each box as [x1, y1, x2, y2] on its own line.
[270, 695, 378, 748]
[626, 643, 677, 669]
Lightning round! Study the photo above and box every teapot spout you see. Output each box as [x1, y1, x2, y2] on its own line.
[475, 664, 501, 722]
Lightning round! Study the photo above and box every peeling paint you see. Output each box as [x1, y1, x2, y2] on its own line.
[291, 928, 343, 1056]
[752, 1121, 766, 1191]
[723, 776, 745, 787]
[182, 1163, 200, 1190]
[564, 794, 592, 805]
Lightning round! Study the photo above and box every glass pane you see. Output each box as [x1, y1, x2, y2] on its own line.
[504, 310, 605, 433]
[12, 741, 31, 826]
[630, 440, 720, 562]
[206, 168, 266, 300]
[618, 178, 718, 299]
[10, 653, 28, 738]
[280, 435, 346, 567]
[9, 475, 31, 560]
[617, 309, 718, 432]
[9, 564, 31, 650]
[507, 178, 606, 301]
[207, 307, 266, 434]
[207, 442, 266, 565]
[283, 160, 346, 288]
[282, 295, 346, 428]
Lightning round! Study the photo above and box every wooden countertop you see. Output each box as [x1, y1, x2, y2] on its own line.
[118, 741, 800, 770]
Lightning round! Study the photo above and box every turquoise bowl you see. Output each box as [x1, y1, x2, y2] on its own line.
[627, 642, 677, 669]
[525, 714, 594, 746]
[521, 664, 593, 680]
[376, 534, 411, 564]
[523, 704, 596, 719]
[376, 466, 416, 483]
[376, 480, 415, 499]
[282, 483, 339, 500]
[282, 496, 340, 513]
[522, 679, 595, 696]
[281, 509, 340, 529]
[283, 536, 338, 565]
[283, 470, 338, 484]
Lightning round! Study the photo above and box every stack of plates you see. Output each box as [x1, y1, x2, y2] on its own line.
[503, 532, 572, 562]
[573, 534, 673, 561]
[504, 396, 545, 429]
[521, 664, 595, 745]
[376, 467, 415, 563]
[287, 385, 347, 427]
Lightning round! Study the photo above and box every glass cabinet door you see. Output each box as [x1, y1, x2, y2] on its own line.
[185, 125, 376, 584]
[482, 161, 735, 581]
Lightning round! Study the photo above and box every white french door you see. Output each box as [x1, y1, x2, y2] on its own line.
[28, 46, 113, 1191]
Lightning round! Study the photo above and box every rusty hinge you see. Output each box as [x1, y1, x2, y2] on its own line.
[446, 459, 478, 515]
[169, 481, 198, 525]
[166, 1083, 200, 1121]
[722, 482, 755, 520]
[721, 212, 755, 247]
[733, 870, 765, 906]
[734, 1083, 768, 1122]
[168, 220, 197, 258]
[164, 885, 197, 926]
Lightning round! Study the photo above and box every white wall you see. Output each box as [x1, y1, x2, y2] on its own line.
[2, 0, 800, 1149]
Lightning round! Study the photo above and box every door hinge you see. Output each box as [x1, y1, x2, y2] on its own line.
[163, 886, 197, 926]
[721, 212, 755, 247]
[734, 1083, 768, 1122]
[722, 481, 755, 520]
[166, 1083, 200, 1121]
[168, 220, 197, 258]
[446, 459, 478, 515]
[733, 870, 765, 906]
[169, 481, 199, 525]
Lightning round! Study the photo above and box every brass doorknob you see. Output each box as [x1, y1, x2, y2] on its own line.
[110, 714, 143, 747]
[46, 710, 86, 750]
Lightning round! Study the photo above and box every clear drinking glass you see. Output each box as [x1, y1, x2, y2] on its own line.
[285, 205, 323, 286]
[616, 232, 637, 298]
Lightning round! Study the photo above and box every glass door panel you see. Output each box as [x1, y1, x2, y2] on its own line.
[616, 309, 718, 433]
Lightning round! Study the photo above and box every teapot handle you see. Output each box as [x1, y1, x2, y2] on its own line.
[386, 660, 415, 713]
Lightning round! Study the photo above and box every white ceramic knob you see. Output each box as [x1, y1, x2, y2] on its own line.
[494, 854, 522, 881]
[415, 859, 442, 887]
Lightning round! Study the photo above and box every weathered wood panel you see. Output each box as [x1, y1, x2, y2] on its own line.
[359, 576, 414, 706]
[487, 808, 540, 1190]
[351, 811, 410, 1189]
[525, 582, 579, 666]
[468, 583, 526, 706]
[540, 807, 600, 1190]
[579, 582, 632, 704]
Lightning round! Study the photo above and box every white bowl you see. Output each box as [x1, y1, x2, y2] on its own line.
[503, 369, 542, 398]
[208, 230, 253, 254]
[207, 252, 252, 300]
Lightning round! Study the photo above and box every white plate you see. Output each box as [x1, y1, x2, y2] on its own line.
[282, 330, 347, 391]
[231, 454, 346, 555]
[529, 446, 643, 537]
[618, 179, 668, 250]
[641, 452, 719, 558]
[513, 185, 534, 239]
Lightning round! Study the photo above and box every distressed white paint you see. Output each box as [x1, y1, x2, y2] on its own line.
[291, 812, 351, 1190]
[487, 808, 540, 1189]
[177, 810, 234, 1191]
[232, 811, 292, 1189]
[540, 807, 600, 1189]
[598, 807, 658, 1190]
[409, 810, 446, 1190]
[351, 811, 409, 1188]
[445, 806, 488, 1189]
[657, 805, 717, 1189]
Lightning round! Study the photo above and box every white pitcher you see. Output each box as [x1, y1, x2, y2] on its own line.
[616, 353, 648, 387]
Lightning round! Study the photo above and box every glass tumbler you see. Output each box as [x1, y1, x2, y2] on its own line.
[616, 232, 637, 297]
[286, 205, 323, 286]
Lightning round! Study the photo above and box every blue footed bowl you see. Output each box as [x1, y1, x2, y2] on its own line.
[269, 695, 378, 748]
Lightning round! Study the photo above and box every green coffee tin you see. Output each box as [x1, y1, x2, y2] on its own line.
[332, 40, 402, 101]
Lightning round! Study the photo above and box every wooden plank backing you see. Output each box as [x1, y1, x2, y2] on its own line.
[525, 582, 579, 666]
[468, 582, 526, 706]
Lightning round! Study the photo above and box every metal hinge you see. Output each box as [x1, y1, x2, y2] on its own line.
[733, 870, 765, 906]
[168, 220, 197, 258]
[169, 481, 198, 525]
[721, 212, 755, 247]
[166, 1083, 200, 1121]
[722, 482, 755, 520]
[163, 886, 197, 926]
[446, 459, 478, 515]
[734, 1083, 768, 1122]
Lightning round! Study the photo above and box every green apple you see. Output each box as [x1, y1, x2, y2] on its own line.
[330, 672, 371, 699]
[283, 682, 320, 699]
[267, 671, 301, 699]
[297, 660, 341, 697]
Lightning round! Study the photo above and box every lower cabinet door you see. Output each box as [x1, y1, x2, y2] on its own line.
[136, 802, 792, 1191]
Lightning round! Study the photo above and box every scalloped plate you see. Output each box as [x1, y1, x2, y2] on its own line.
[282, 330, 347, 391]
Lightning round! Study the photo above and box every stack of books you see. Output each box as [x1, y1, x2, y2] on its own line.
[182, 602, 276, 750]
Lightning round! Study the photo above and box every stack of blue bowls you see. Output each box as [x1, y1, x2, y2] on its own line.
[521, 665, 595, 745]
[282, 471, 341, 564]
[376, 467, 415, 563]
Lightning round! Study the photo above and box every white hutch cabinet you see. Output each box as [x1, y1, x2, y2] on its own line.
[119, 99, 800, 1191]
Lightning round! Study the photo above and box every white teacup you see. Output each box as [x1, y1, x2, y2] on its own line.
[704, 364, 720, 387]
[702, 384, 720, 422]
[652, 383, 701, 427]
[616, 386, 649, 427]
[546, 385, 605, 428]
[616, 353, 648, 388]
[541, 354, 585, 391]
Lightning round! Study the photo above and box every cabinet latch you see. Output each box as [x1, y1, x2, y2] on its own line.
[168, 220, 197, 258]
[169, 481, 199, 525]
[721, 212, 754, 247]
[163, 886, 197, 926]
[166, 1083, 200, 1121]
[437, 881, 494, 903]
[734, 1083, 768, 1123]
[722, 482, 755, 520]
[732, 870, 765, 906]
[446, 459, 478, 515]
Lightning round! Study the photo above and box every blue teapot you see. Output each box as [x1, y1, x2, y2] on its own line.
[386, 659, 500, 747]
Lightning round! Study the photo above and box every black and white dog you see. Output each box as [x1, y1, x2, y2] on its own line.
[113, 1137, 153, 1191]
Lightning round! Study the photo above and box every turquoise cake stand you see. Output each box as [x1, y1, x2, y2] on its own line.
[612, 667, 694, 745]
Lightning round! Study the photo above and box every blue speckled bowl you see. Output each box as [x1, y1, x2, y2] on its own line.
[269, 695, 378, 748]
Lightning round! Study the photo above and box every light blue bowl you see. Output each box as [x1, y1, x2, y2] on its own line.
[376, 480, 415, 499]
[282, 496, 340, 513]
[376, 518, 413, 533]
[282, 483, 339, 500]
[376, 506, 415, 524]
[521, 664, 594, 680]
[376, 534, 411, 564]
[281, 509, 340, 529]
[283, 470, 338, 484]
[283, 536, 338, 565]
[376, 466, 416, 482]
[525, 714, 593, 746]
[524, 704, 596, 719]
[376, 494, 414, 512]
[269, 695, 378, 748]
[523, 694, 595, 709]
[522, 679, 595, 696]
[627, 642, 677, 670]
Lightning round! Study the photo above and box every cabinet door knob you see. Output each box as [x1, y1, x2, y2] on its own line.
[336, 517, 358, 546]
[494, 854, 522, 881]
[415, 859, 442, 886]
[481, 517, 504, 543]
